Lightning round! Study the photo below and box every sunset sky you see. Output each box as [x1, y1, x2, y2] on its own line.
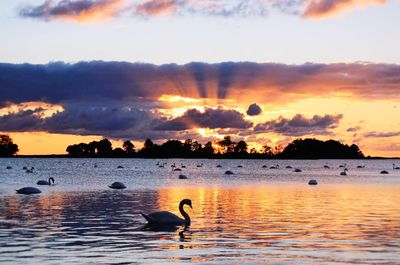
[0, 0, 399, 156]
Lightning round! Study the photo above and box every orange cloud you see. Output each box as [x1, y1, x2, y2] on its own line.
[303, 0, 386, 18]
[19, 0, 127, 23]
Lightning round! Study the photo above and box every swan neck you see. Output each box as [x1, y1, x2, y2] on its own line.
[179, 202, 191, 225]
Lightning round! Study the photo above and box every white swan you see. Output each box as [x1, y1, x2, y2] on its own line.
[37, 177, 55, 185]
[141, 199, 192, 225]
[16, 187, 41, 195]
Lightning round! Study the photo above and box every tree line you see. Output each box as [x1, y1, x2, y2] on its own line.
[65, 136, 365, 159]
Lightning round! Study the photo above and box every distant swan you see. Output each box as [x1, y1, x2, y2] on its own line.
[357, 165, 365, 169]
[109, 182, 127, 189]
[270, 165, 279, 169]
[16, 187, 41, 195]
[286, 165, 292, 169]
[179, 174, 188, 179]
[324, 165, 330, 169]
[380, 170, 389, 174]
[225, 170, 234, 175]
[294, 168, 302, 172]
[393, 164, 400, 170]
[308, 179, 318, 185]
[141, 199, 192, 225]
[37, 177, 55, 185]
[340, 168, 348, 176]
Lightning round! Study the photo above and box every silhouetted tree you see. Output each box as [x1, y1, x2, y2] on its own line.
[123, 140, 135, 155]
[97, 139, 113, 157]
[113, 147, 126, 157]
[0, 134, 19, 157]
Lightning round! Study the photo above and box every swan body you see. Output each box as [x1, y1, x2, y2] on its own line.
[308, 179, 318, 185]
[216, 165, 222, 168]
[324, 165, 330, 169]
[6, 166, 12, 169]
[270, 165, 279, 169]
[380, 170, 389, 174]
[262, 165, 267, 168]
[179, 174, 188, 179]
[16, 187, 41, 195]
[357, 165, 365, 169]
[173, 168, 182, 171]
[141, 199, 192, 225]
[294, 168, 302, 172]
[393, 164, 400, 170]
[340, 168, 348, 176]
[117, 165, 124, 169]
[225, 170, 234, 175]
[286, 166, 292, 169]
[237, 165, 243, 168]
[37, 177, 55, 185]
[109, 182, 126, 189]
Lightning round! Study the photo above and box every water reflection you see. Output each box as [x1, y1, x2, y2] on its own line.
[0, 185, 399, 264]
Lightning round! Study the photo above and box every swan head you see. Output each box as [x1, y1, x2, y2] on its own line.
[181, 199, 192, 209]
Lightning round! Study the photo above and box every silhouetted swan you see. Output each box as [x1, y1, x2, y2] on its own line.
[179, 174, 188, 179]
[294, 168, 302, 172]
[6, 166, 12, 169]
[216, 165, 222, 168]
[109, 182, 126, 189]
[380, 170, 389, 174]
[357, 165, 365, 169]
[16, 187, 41, 195]
[173, 168, 182, 171]
[37, 177, 55, 185]
[393, 164, 400, 170]
[141, 199, 192, 225]
[225, 170, 234, 175]
[197, 163, 203, 168]
[340, 168, 348, 176]
[324, 165, 330, 169]
[286, 165, 292, 169]
[308, 179, 318, 185]
[262, 165, 267, 168]
[237, 165, 243, 168]
[117, 165, 124, 169]
[270, 165, 279, 169]
[339, 163, 347, 168]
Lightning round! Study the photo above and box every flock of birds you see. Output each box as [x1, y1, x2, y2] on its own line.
[5, 161, 400, 226]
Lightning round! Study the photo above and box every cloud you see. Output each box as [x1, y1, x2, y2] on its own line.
[364, 131, 400, 138]
[19, 0, 385, 21]
[347, 126, 361, 132]
[254, 114, 343, 136]
[154, 107, 253, 130]
[1, 61, 400, 106]
[303, 0, 386, 19]
[246, 103, 262, 116]
[19, 0, 126, 22]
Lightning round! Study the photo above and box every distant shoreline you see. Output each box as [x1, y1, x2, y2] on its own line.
[4, 155, 399, 159]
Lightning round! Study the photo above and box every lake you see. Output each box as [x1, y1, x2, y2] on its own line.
[1, 158, 400, 264]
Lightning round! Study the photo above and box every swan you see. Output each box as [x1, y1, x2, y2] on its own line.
[294, 168, 302, 172]
[6, 166, 12, 169]
[16, 187, 41, 195]
[339, 163, 347, 168]
[141, 199, 192, 225]
[270, 165, 279, 169]
[179, 174, 188, 179]
[380, 170, 389, 174]
[262, 165, 267, 168]
[109, 182, 127, 189]
[308, 179, 318, 185]
[37, 177, 55, 185]
[237, 165, 243, 168]
[225, 170, 234, 175]
[324, 165, 330, 169]
[117, 165, 124, 169]
[216, 165, 222, 168]
[173, 168, 182, 171]
[286, 165, 292, 169]
[393, 164, 400, 170]
[357, 165, 365, 169]
[340, 168, 348, 176]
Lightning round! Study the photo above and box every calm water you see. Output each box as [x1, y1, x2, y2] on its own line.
[0, 158, 399, 264]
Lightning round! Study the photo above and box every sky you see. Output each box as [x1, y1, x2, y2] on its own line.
[0, 0, 399, 157]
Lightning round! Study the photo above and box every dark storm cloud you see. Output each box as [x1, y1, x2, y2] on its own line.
[2, 61, 400, 106]
[254, 114, 343, 136]
[246, 103, 262, 116]
[154, 107, 253, 131]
